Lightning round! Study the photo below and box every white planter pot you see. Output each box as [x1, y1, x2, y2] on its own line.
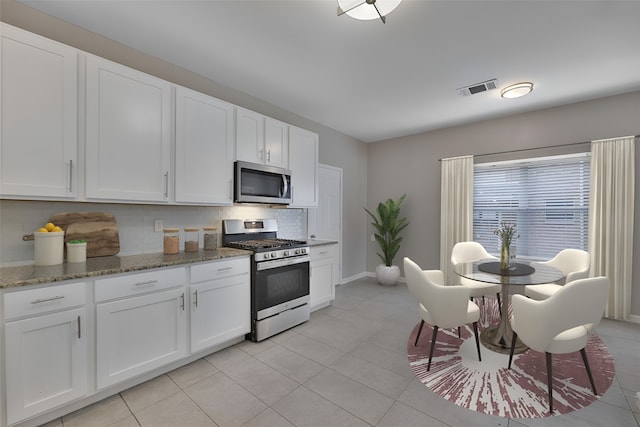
[375, 264, 400, 286]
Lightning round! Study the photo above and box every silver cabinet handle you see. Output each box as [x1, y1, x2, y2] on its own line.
[267, 149, 271, 162]
[193, 290, 198, 308]
[77, 315, 81, 339]
[69, 159, 73, 193]
[229, 179, 233, 199]
[319, 251, 329, 255]
[217, 266, 233, 272]
[164, 172, 169, 197]
[31, 295, 64, 304]
[134, 280, 158, 287]
[259, 148, 264, 161]
[180, 293, 185, 310]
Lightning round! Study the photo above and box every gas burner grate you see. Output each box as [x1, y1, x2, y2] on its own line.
[226, 238, 307, 250]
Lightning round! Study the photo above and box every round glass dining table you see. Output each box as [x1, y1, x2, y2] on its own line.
[453, 259, 565, 354]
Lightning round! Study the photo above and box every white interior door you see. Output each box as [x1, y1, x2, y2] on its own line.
[308, 164, 343, 282]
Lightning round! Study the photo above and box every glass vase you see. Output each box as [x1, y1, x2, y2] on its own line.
[500, 242, 510, 270]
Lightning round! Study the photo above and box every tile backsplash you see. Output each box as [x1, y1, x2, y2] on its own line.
[0, 200, 307, 265]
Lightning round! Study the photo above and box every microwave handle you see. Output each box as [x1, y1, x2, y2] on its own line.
[282, 174, 288, 198]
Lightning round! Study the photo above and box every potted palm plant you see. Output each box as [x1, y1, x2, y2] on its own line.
[365, 194, 409, 286]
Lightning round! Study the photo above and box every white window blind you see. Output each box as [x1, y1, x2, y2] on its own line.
[473, 153, 590, 260]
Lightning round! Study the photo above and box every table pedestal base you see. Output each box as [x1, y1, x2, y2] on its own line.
[480, 325, 527, 354]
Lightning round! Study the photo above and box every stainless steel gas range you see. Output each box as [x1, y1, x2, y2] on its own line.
[222, 219, 310, 342]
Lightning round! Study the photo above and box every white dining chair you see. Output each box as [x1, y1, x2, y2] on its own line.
[451, 241, 502, 310]
[404, 257, 481, 371]
[508, 276, 610, 413]
[524, 249, 590, 300]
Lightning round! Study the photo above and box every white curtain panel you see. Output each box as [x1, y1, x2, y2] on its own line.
[588, 136, 636, 319]
[440, 155, 474, 284]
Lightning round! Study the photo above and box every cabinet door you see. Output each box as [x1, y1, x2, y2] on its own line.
[310, 245, 338, 311]
[190, 274, 250, 353]
[310, 259, 336, 311]
[235, 107, 264, 164]
[175, 86, 234, 204]
[0, 24, 78, 198]
[289, 126, 319, 207]
[96, 287, 187, 389]
[86, 55, 172, 202]
[264, 118, 289, 168]
[5, 308, 87, 425]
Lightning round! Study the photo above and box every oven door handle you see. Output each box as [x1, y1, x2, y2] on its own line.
[257, 255, 310, 271]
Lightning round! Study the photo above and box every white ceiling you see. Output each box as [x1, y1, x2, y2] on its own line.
[19, 0, 640, 143]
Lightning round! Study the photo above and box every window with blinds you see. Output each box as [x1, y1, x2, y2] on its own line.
[473, 153, 590, 260]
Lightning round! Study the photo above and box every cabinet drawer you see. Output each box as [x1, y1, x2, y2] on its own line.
[310, 244, 338, 261]
[4, 282, 86, 320]
[95, 267, 186, 302]
[190, 257, 249, 284]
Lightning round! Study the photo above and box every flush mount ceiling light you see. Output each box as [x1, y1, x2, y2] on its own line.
[500, 82, 534, 99]
[337, 0, 402, 24]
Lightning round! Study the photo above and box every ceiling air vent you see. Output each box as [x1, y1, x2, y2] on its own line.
[457, 79, 498, 97]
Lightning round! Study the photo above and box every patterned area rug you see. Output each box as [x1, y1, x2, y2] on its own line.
[406, 298, 615, 418]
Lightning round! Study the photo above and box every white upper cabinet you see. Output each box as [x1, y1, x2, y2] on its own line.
[175, 86, 234, 205]
[289, 125, 319, 207]
[85, 55, 172, 202]
[264, 117, 289, 168]
[235, 107, 288, 168]
[0, 24, 78, 198]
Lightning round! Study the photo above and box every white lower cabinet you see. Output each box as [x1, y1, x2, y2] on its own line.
[309, 244, 339, 311]
[189, 258, 250, 353]
[95, 268, 187, 389]
[1, 258, 253, 426]
[3, 282, 88, 425]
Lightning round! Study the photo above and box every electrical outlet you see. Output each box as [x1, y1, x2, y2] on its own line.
[154, 220, 163, 232]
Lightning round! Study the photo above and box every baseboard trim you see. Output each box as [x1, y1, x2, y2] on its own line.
[628, 314, 640, 324]
[340, 272, 368, 284]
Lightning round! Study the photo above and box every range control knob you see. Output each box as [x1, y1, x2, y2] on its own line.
[283, 250, 290, 257]
[300, 248, 307, 254]
[271, 252, 278, 259]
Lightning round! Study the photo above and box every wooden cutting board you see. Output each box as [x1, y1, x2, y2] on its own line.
[49, 212, 120, 258]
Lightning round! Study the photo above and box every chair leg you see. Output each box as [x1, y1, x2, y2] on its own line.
[580, 348, 598, 395]
[472, 322, 481, 362]
[482, 295, 485, 305]
[546, 352, 554, 413]
[508, 332, 517, 369]
[427, 325, 439, 371]
[414, 319, 425, 346]
[458, 326, 461, 339]
[496, 293, 502, 317]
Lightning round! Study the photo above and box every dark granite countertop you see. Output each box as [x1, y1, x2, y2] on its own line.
[0, 248, 251, 289]
[306, 239, 339, 247]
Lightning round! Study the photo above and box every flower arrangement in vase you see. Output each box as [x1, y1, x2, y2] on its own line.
[493, 222, 520, 270]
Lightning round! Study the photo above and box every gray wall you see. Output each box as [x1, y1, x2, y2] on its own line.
[367, 91, 640, 317]
[0, 1, 369, 280]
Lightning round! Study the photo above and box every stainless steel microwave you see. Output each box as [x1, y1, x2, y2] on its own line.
[234, 161, 292, 205]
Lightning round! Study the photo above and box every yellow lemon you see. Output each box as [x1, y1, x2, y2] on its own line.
[52, 226, 63, 232]
[37, 227, 48, 233]
[45, 222, 55, 232]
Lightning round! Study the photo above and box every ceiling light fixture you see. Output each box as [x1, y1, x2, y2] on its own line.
[337, 0, 402, 24]
[500, 82, 534, 99]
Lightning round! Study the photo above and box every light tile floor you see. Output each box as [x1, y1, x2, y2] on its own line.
[42, 277, 640, 427]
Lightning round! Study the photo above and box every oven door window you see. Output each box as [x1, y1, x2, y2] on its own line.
[255, 261, 309, 312]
